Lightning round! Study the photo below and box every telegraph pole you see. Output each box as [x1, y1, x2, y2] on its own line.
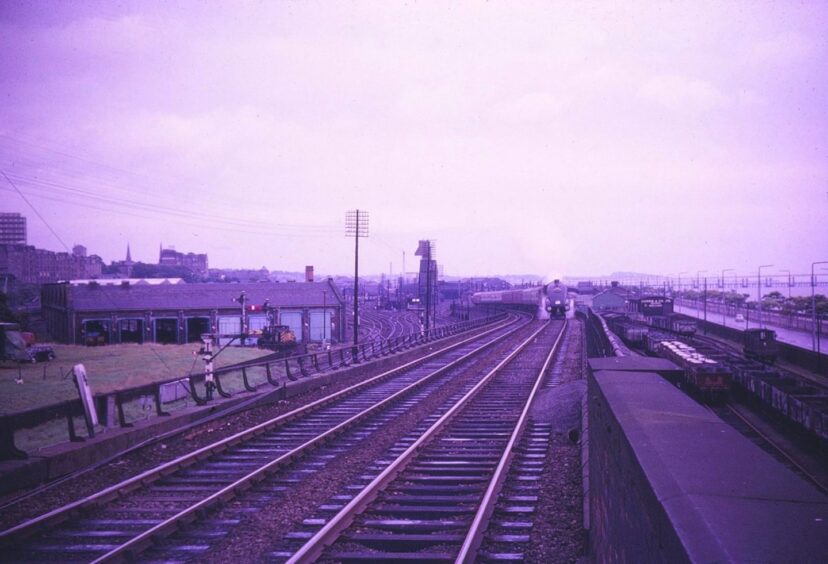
[346, 210, 369, 359]
[703, 277, 708, 334]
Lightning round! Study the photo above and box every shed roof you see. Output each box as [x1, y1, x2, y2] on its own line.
[592, 290, 627, 305]
[67, 280, 343, 312]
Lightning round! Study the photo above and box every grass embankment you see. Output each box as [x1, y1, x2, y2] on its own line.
[0, 343, 269, 416]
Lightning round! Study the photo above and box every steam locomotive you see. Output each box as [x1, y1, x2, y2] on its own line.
[470, 279, 569, 318]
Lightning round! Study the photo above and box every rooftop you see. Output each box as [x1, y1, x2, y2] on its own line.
[54, 280, 343, 312]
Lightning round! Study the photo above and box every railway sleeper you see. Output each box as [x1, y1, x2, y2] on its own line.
[324, 551, 455, 562]
[346, 532, 465, 550]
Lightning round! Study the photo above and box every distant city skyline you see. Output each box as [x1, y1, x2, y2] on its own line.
[1, 3, 826, 278]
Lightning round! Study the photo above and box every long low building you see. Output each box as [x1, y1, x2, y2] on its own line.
[41, 279, 345, 346]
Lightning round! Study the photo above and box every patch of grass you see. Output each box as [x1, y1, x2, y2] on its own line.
[0, 343, 270, 416]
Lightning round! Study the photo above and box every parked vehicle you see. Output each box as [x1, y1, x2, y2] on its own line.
[256, 324, 300, 357]
[1, 322, 55, 363]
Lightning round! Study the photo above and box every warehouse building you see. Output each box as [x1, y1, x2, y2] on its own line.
[591, 282, 629, 313]
[41, 280, 345, 346]
[627, 295, 674, 317]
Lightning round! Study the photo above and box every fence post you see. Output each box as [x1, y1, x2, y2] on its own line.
[243, 366, 258, 391]
[285, 359, 298, 381]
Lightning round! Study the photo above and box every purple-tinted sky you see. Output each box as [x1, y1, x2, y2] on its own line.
[1, 1, 826, 278]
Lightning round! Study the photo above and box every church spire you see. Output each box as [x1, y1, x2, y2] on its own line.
[126, 243, 132, 263]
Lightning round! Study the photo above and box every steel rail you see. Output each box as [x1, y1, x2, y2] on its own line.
[88, 314, 532, 563]
[724, 403, 827, 494]
[0, 313, 520, 549]
[456, 319, 568, 562]
[286, 320, 558, 564]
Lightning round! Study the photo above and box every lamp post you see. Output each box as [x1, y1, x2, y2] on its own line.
[721, 269, 735, 326]
[696, 270, 707, 322]
[677, 272, 688, 307]
[812, 261, 828, 357]
[778, 269, 791, 299]
[758, 264, 773, 329]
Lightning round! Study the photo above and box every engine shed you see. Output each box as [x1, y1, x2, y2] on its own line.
[41, 279, 345, 346]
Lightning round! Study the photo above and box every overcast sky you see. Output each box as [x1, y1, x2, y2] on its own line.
[1, 1, 826, 279]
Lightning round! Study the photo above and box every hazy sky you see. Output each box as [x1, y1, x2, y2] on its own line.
[1, 1, 826, 279]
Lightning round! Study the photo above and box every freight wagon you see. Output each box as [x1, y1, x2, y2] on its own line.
[650, 313, 697, 336]
[727, 360, 828, 443]
[603, 313, 648, 344]
[652, 339, 731, 401]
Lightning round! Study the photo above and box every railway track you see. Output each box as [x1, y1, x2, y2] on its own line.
[356, 309, 422, 342]
[279, 319, 567, 563]
[712, 403, 828, 494]
[0, 313, 532, 563]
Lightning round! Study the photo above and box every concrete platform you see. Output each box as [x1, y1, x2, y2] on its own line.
[589, 369, 828, 562]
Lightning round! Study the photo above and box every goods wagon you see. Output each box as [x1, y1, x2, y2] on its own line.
[655, 340, 731, 401]
[650, 313, 697, 336]
[604, 313, 648, 344]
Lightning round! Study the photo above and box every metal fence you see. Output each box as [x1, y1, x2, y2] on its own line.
[676, 298, 827, 335]
[0, 314, 506, 461]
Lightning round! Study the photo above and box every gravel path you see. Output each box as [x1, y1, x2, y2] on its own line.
[525, 319, 586, 562]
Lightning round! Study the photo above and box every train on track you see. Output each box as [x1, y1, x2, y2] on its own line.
[470, 279, 569, 318]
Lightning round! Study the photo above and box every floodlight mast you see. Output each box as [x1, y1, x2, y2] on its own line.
[345, 210, 369, 361]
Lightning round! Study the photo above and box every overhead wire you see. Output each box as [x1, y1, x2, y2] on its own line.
[0, 133, 342, 231]
[1, 171, 72, 251]
[1, 172, 340, 234]
[2, 133, 408, 270]
[0, 184, 339, 239]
